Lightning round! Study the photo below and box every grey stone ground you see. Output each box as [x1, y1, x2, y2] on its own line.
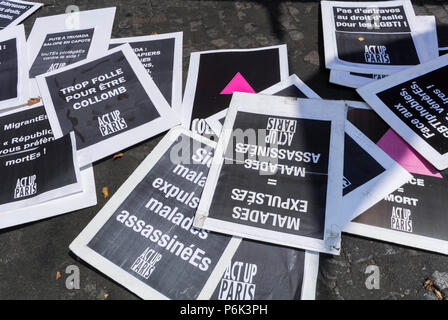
[1, 0, 448, 300]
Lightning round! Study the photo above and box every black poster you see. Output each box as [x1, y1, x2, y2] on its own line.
[0, 106, 53, 157]
[110, 38, 175, 106]
[347, 107, 448, 241]
[333, 6, 419, 65]
[0, 0, 32, 29]
[87, 134, 232, 300]
[0, 37, 18, 101]
[44, 50, 161, 150]
[29, 28, 95, 78]
[0, 133, 77, 206]
[211, 239, 305, 300]
[208, 111, 331, 239]
[190, 49, 282, 128]
[376, 65, 448, 155]
[343, 133, 385, 196]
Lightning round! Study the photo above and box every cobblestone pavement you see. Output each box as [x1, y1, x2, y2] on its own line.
[1, 0, 448, 300]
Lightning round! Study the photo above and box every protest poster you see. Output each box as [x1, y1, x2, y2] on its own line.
[207, 78, 410, 228]
[195, 92, 346, 255]
[36, 44, 180, 167]
[0, 0, 42, 30]
[182, 45, 288, 136]
[321, 0, 433, 75]
[110, 32, 183, 112]
[70, 127, 241, 299]
[27, 7, 116, 97]
[344, 102, 448, 255]
[357, 54, 448, 170]
[0, 104, 96, 229]
[211, 240, 319, 300]
[0, 108, 82, 213]
[0, 24, 29, 110]
[329, 15, 439, 88]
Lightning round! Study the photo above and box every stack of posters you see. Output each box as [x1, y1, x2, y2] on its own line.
[322, 0, 439, 88]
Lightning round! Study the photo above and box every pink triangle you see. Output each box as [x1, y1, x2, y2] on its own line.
[377, 129, 442, 178]
[220, 72, 256, 95]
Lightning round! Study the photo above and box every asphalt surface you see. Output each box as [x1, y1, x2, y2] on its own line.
[1, 0, 448, 300]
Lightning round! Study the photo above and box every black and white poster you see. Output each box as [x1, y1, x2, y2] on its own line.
[344, 103, 448, 255]
[0, 129, 82, 212]
[0, 25, 29, 110]
[0, 104, 97, 229]
[195, 92, 346, 255]
[109, 32, 183, 112]
[329, 15, 439, 88]
[206, 79, 410, 227]
[321, 0, 433, 75]
[29, 28, 95, 78]
[342, 119, 411, 226]
[0, 0, 42, 30]
[70, 127, 241, 299]
[36, 44, 180, 167]
[211, 240, 319, 300]
[27, 7, 116, 97]
[182, 45, 288, 136]
[358, 54, 448, 170]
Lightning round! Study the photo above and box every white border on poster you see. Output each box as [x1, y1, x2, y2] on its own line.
[301, 251, 320, 300]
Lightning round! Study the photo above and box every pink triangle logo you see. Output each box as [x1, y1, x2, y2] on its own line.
[377, 129, 442, 178]
[220, 72, 256, 95]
